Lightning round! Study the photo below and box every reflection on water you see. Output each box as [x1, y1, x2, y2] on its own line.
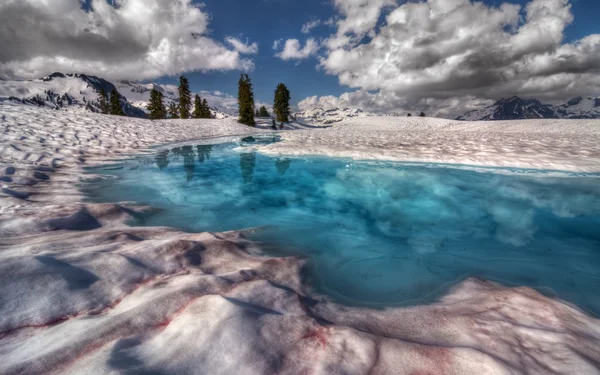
[240, 152, 256, 183]
[86, 137, 600, 314]
[197, 145, 212, 163]
[276, 158, 291, 176]
[155, 150, 169, 170]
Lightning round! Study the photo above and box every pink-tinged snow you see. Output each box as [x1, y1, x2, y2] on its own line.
[1, 102, 600, 374]
[259, 116, 600, 172]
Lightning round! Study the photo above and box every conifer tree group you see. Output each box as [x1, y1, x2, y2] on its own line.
[109, 88, 125, 116]
[193, 94, 212, 118]
[258, 106, 270, 117]
[147, 88, 166, 120]
[98, 88, 109, 114]
[168, 102, 179, 119]
[178, 76, 192, 119]
[237, 74, 255, 126]
[273, 83, 291, 122]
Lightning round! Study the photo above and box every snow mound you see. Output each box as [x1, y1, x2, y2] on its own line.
[1, 102, 600, 374]
[259, 116, 600, 172]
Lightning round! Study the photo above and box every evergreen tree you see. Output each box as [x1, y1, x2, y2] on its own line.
[193, 94, 202, 118]
[168, 102, 180, 119]
[178, 76, 192, 119]
[255, 109, 260, 117]
[407, 113, 412, 117]
[419, 112, 426, 117]
[271, 118, 277, 130]
[98, 88, 109, 114]
[259, 106, 270, 117]
[237, 74, 255, 126]
[147, 88, 166, 120]
[273, 83, 291, 122]
[109, 88, 124, 116]
[201, 98, 212, 118]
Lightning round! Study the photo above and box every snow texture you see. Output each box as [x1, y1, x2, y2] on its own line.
[1, 102, 600, 374]
[259, 115, 600, 173]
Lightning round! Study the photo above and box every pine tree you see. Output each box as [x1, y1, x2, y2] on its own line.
[201, 98, 211, 118]
[237, 74, 255, 126]
[273, 83, 291, 122]
[168, 102, 179, 119]
[178, 76, 192, 119]
[109, 88, 124, 116]
[259, 106, 269, 117]
[419, 112, 426, 117]
[193, 94, 202, 118]
[407, 113, 412, 117]
[98, 88, 109, 114]
[147, 88, 166, 120]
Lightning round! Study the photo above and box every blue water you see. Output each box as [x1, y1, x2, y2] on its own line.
[84, 135, 600, 315]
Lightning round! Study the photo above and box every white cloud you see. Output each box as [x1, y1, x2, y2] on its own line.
[275, 38, 320, 61]
[272, 39, 283, 50]
[0, 0, 255, 80]
[225, 37, 259, 55]
[313, 0, 600, 117]
[301, 19, 321, 34]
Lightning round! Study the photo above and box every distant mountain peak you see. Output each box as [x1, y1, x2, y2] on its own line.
[294, 107, 396, 124]
[457, 95, 600, 121]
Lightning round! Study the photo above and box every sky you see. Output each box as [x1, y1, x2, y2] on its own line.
[0, 0, 599, 118]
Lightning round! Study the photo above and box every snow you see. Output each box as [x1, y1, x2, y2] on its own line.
[555, 96, 600, 119]
[0, 74, 99, 111]
[457, 95, 600, 121]
[259, 116, 600, 173]
[1, 101, 600, 374]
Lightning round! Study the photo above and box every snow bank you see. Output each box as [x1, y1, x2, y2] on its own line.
[259, 116, 600, 172]
[1, 102, 600, 374]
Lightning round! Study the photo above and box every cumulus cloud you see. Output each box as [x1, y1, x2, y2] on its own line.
[301, 20, 321, 34]
[306, 0, 600, 118]
[225, 37, 259, 55]
[275, 38, 320, 61]
[0, 0, 255, 80]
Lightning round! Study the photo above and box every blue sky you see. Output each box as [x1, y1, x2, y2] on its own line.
[151, 0, 600, 109]
[152, 0, 343, 108]
[2, 0, 599, 117]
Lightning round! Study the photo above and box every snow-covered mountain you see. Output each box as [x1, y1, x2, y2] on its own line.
[553, 96, 600, 119]
[0, 73, 147, 118]
[293, 107, 385, 124]
[457, 95, 600, 121]
[456, 96, 556, 121]
[0, 73, 233, 119]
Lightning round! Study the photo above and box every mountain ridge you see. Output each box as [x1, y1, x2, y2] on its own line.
[457, 95, 600, 121]
[0, 73, 232, 119]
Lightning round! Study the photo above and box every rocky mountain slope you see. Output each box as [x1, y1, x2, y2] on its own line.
[457, 95, 600, 121]
[554, 96, 600, 119]
[0, 73, 147, 118]
[0, 73, 232, 119]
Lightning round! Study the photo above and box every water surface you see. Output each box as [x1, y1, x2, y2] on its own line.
[85, 135, 600, 314]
